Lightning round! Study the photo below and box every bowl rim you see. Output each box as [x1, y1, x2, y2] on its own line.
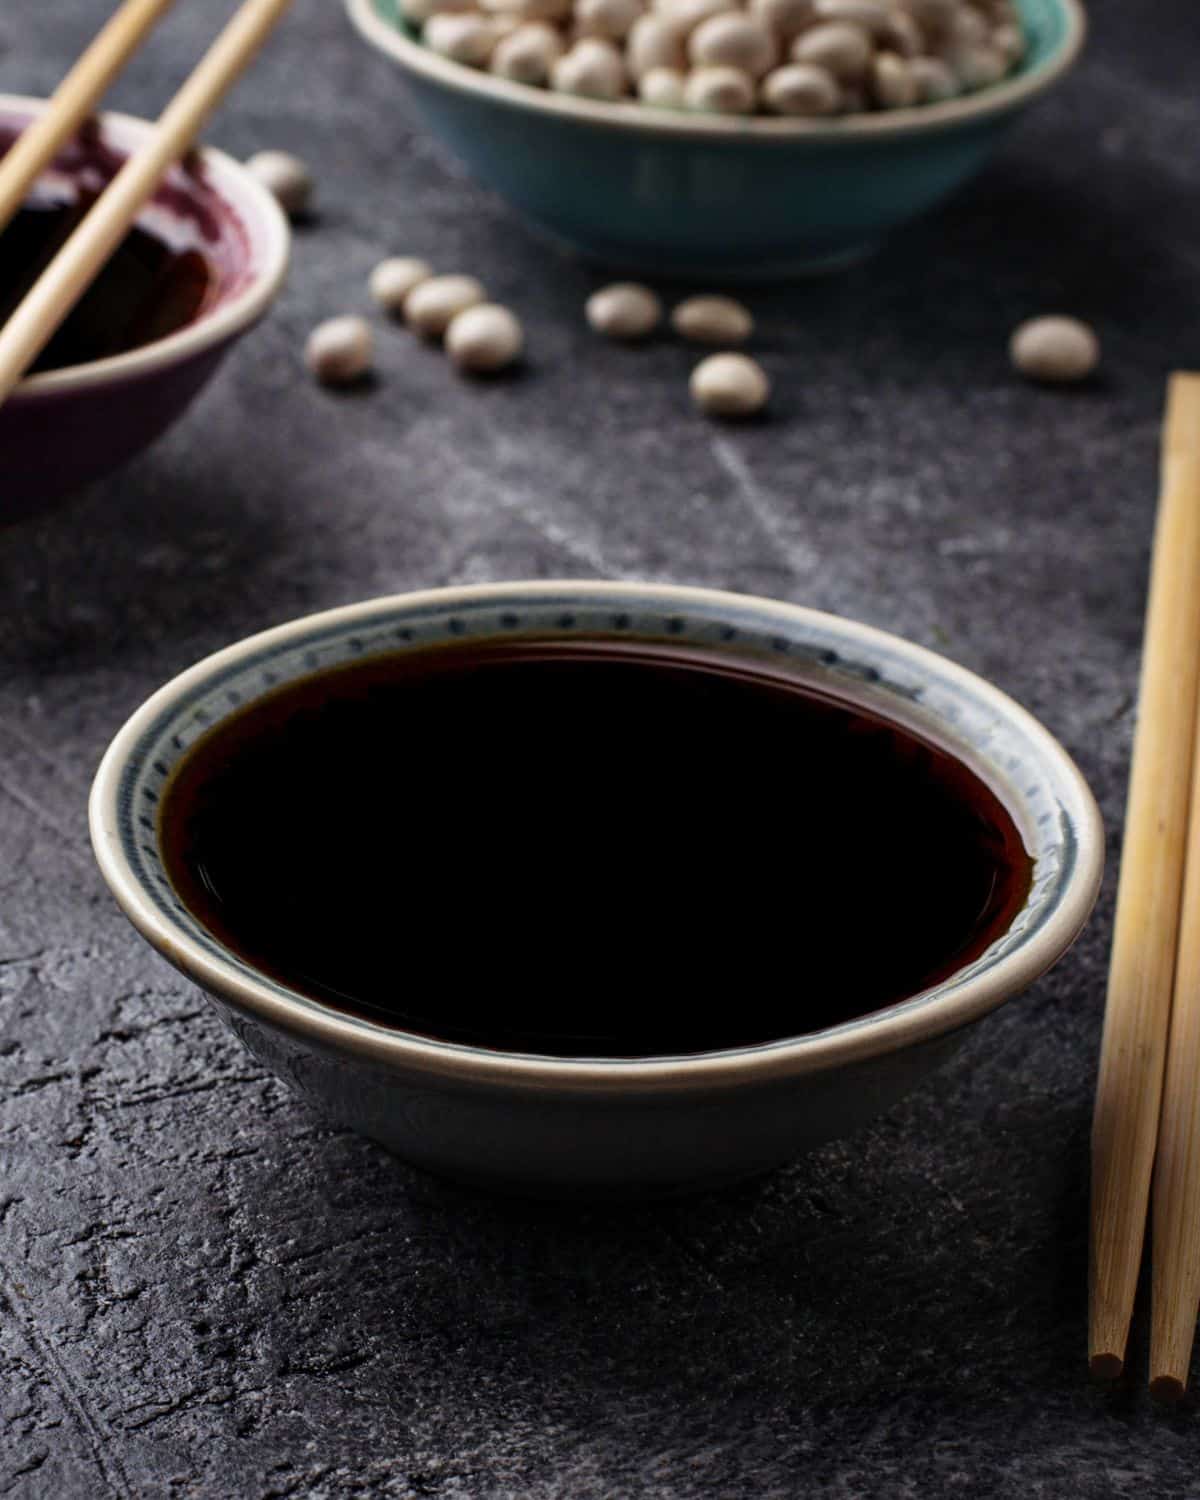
[345, 0, 1086, 144]
[0, 93, 291, 400]
[89, 581, 1104, 1094]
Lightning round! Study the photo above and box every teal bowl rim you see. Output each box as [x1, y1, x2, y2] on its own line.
[89, 582, 1103, 1094]
[346, 0, 1086, 144]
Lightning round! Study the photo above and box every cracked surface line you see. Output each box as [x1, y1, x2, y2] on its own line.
[0, 1272, 134, 1500]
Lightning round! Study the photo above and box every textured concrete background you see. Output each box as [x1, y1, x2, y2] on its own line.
[3, 1, 1200, 1494]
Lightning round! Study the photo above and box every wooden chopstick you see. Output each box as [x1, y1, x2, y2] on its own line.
[0, 0, 293, 407]
[0, 0, 178, 238]
[1150, 377, 1200, 1401]
[1090, 373, 1200, 1380]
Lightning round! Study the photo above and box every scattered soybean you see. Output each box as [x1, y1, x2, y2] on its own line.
[586, 282, 663, 339]
[306, 316, 373, 385]
[690, 352, 770, 416]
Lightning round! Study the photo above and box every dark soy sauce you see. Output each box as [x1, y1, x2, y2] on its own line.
[160, 640, 1033, 1057]
[0, 198, 211, 373]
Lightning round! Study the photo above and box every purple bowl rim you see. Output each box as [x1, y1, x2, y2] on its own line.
[2, 93, 290, 401]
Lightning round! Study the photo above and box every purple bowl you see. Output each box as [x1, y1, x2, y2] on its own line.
[0, 94, 290, 522]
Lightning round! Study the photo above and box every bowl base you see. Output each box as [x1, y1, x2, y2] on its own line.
[534, 223, 881, 283]
[384, 1145, 781, 1201]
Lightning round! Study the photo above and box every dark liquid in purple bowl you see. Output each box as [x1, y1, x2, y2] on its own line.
[0, 199, 211, 373]
[159, 639, 1033, 1058]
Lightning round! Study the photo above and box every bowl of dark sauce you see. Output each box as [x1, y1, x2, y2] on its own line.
[90, 582, 1103, 1198]
[0, 95, 289, 520]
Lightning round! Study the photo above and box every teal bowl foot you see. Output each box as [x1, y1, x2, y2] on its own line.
[533, 223, 883, 282]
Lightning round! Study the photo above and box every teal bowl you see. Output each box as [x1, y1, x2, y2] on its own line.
[346, 0, 1085, 280]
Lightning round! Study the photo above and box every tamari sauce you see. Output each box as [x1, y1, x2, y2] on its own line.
[0, 198, 211, 373]
[159, 639, 1033, 1057]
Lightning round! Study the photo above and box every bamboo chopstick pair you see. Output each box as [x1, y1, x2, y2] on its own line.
[1090, 372, 1200, 1400]
[0, 0, 293, 409]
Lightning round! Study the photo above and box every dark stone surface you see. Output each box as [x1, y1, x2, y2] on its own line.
[3, 1, 1200, 1494]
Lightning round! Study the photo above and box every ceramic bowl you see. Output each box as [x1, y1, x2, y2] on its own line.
[0, 96, 290, 522]
[345, 0, 1085, 280]
[90, 582, 1103, 1198]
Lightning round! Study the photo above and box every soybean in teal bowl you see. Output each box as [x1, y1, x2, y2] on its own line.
[346, 0, 1085, 280]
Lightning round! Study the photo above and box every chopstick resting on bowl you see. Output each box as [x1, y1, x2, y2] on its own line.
[0, 0, 178, 237]
[0, 0, 294, 408]
[1090, 372, 1200, 1393]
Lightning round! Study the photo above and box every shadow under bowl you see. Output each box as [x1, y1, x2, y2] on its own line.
[0, 96, 290, 523]
[89, 582, 1103, 1199]
[345, 0, 1085, 281]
